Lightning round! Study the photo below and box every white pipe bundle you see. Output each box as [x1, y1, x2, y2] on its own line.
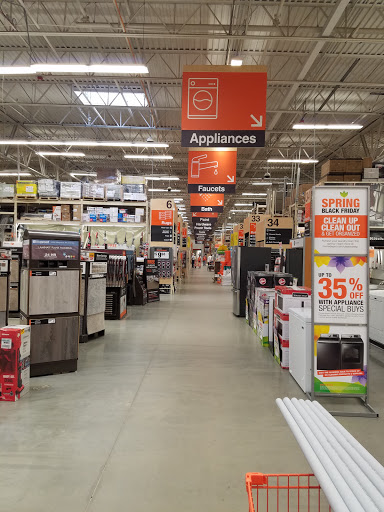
[276, 398, 384, 512]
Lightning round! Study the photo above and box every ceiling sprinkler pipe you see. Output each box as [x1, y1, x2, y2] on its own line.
[276, 399, 349, 512]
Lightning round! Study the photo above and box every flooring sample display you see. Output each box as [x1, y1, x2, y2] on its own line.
[10, 259, 19, 282]
[86, 312, 105, 335]
[24, 270, 80, 316]
[87, 278, 107, 316]
[9, 287, 19, 311]
[0, 276, 8, 310]
[21, 314, 79, 365]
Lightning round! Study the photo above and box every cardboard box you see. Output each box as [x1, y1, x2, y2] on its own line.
[304, 188, 312, 204]
[72, 204, 82, 221]
[0, 183, 14, 198]
[345, 159, 363, 173]
[364, 168, 379, 180]
[363, 157, 373, 169]
[60, 182, 82, 199]
[52, 205, 61, 221]
[344, 174, 362, 182]
[321, 160, 345, 177]
[318, 175, 344, 186]
[38, 179, 60, 198]
[16, 180, 37, 197]
[61, 205, 71, 221]
[0, 325, 30, 401]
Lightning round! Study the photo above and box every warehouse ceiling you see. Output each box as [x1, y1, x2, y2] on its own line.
[0, 0, 384, 227]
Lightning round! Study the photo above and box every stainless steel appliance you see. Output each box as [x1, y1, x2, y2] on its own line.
[232, 247, 271, 317]
[340, 335, 364, 371]
[317, 334, 340, 371]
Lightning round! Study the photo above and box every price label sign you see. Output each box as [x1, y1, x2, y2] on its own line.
[312, 186, 370, 398]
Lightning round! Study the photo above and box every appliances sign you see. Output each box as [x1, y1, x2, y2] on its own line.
[181, 66, 267, 148]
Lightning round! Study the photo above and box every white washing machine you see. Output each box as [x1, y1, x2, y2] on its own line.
[289, 308, 312, 393]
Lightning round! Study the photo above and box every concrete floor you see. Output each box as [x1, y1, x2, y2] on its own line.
[1, 267, 384, 512]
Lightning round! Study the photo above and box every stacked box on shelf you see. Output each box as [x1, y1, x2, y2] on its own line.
[123, 184, 147, 201]
[38, 179, 60, 198]
[16, 180, 37, 198]
[273, 286, 312, 369]
[60, 182, 82, 199]
[0, 183, 14, 198]
[105, 184, 123, 201]
[82, 183, 105, 200]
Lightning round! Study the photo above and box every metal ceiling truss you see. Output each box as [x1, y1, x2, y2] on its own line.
[0, 0, 383, 229]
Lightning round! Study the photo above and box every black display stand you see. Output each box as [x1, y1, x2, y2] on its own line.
[144, 259, 160, 302]
[105, 285, 127, 319]
[20, 230, 81, 377]
[134, 275, 147, 305]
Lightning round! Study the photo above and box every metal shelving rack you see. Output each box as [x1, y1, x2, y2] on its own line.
[0, 197, 149, 241]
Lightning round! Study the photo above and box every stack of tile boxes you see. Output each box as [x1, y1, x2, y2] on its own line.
[273, 286, 312, 369]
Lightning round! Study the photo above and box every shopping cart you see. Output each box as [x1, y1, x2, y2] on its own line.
[246, 473, 331, 512]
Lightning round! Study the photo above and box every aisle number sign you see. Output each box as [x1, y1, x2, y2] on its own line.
[181, 65, 267, 148]
[312, 186, 369, 397]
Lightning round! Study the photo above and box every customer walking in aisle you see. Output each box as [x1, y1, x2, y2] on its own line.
[198, 255, 201, 268]
[191, 253, 196, 268]
[203, 255, 207, 266]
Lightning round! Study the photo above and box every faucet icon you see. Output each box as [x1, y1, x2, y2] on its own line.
[191, 154, 219, 178]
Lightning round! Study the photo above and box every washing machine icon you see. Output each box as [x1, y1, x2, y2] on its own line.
[187, 78, 219, 119]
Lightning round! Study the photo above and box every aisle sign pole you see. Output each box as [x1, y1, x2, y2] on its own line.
[311, 185, 377, 417]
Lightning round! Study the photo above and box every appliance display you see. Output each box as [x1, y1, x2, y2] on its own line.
[316, 334, 364, 372]
[289, 308, 312, 393]
[0, 325, 30, 401]
[275, 286, 312, 314]
[317, 334, 340, 370]
[232, 247, 271, 317]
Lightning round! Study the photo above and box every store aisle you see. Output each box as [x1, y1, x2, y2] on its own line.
[1, 268, 384, 512]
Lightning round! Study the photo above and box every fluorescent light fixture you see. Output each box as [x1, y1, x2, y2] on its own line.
[230, 58, 243, 66]
[70, 172, 97, 177]
[75, 90, 147, 107]
[242, 193, 267, 196]
[145, 176, 179, 181]
[230, 209, 252, 213]
[124, 155, 173, 160]
[267, 159, 318, 164]
[173, 198, 183, 202]
[0, 171, 31, 176]
[292, 124, 363, 130]
[252, 182, 272, 186]
[36, 151, 85, 157]
[148, 188, 180, 192]
[0, 64, 149, 75]
[0, 140, 168, 148]
[235, 203, 252, 206]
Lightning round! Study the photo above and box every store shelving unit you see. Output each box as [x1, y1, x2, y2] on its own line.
[0, 197, 148, 241]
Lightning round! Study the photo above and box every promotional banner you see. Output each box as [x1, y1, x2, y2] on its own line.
[181, 65, 267, 148]
[312, 186, 369, 396]
[190, 193, 224, 213]
[188, 148, 236, 194]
